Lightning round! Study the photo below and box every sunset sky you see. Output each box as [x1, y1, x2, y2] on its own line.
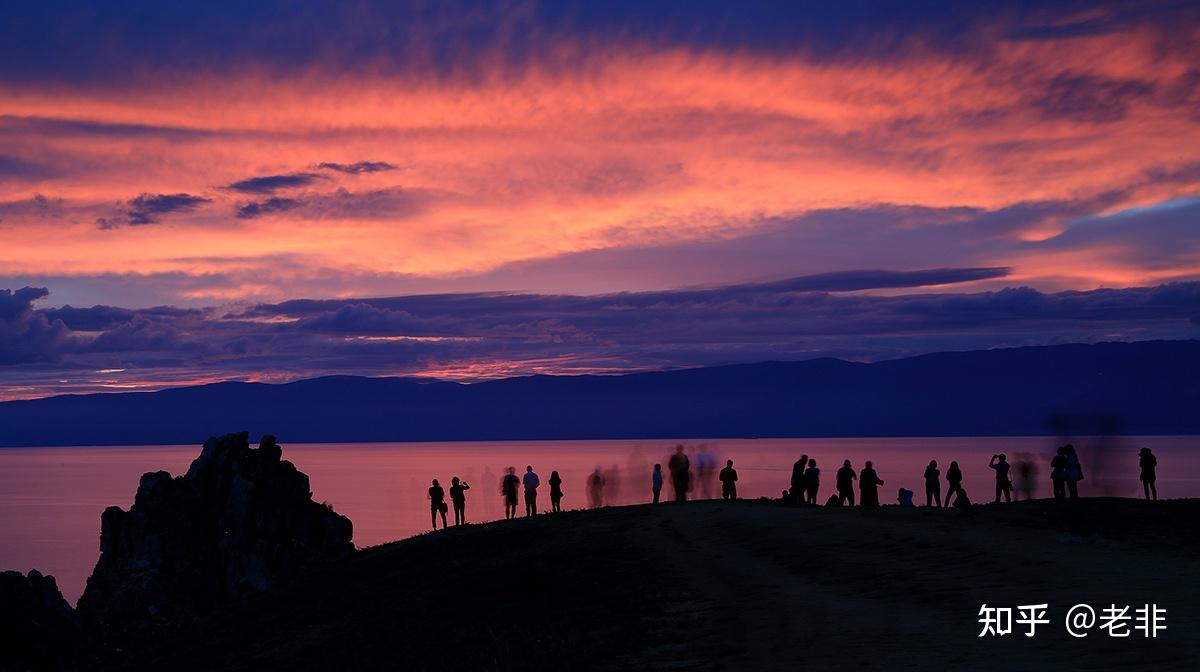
[2, 0, 1199, 399]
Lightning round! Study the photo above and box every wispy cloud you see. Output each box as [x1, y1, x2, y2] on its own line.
[317, 161, 397, 174]
[225, 173, 324, 194]
[96, 193, 211, 229]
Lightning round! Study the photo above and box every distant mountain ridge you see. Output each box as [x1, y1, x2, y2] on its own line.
[1, 340, 1198, 447]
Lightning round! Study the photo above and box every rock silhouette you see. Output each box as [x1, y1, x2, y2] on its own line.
[75, 432, 354, 648]
[0, 569, 83, 670]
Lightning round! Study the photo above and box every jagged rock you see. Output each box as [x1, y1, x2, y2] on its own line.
[75, 432, 353, 647]
[0, 569, 83, 671]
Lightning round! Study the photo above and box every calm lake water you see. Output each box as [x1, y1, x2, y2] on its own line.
[1, 436, 1196, 604]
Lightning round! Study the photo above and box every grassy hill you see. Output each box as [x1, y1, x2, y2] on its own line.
[112, 498, 1200, 671]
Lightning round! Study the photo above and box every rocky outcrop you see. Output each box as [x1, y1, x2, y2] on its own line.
[75, 432, 353, 648]
[0, 569, 83, 671]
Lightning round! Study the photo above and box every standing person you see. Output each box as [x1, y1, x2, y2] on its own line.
[923, 460, 941, 507]
[859, 460, 884, 507]
[944, 461, 965, 508]
[1138, 448, 1158, 500]
[549, 470, 564, 512]
[522, 465, 540, 517]
[1064, 444, 1083, 499]
[501, 467, 520, 520]
[804, 459, 820, 505]
[790, 454, 808, 503]
[449, 476, 470, 526]
[587, 467, 606, 508]
[719, 459, 738, 500]
[668, 445, 691, 502]
[651, 464, 664, 503]
[988, 454, 1012, 503]
[428, 479, 448, 530]
[836, 459, 856, 507]
[1050, 446, 1068, 500]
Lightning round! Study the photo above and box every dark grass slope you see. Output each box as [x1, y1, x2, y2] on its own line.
[111, 498, 1200, 671]
[3, 340, 1199, 446]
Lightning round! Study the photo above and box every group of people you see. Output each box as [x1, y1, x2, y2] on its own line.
[426, 445, 1164, 528]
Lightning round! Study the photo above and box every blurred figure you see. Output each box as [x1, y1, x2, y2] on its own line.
[859, 460, 884, 507]
[668, 445, 691, 502]
[1064, 444, 1084, 498]
[428, 478, 448, 530]
[501, 467, 520, 519]
[944, 461, 964, 508]
[603, 463, 622, 505]
[549, 470, 563, 512]
[897, 488, 914, 507]
[587, 467, 605, 508]
[804, 459, 820, 505]
[695, 444, 717, 499]
[719, 459, 738, 500]
[836, 459, 856, 507]
[825, 494, 842, 507]
[988, 454, 1012, 503]
[652, 464, 664, 503]
[627, 445, 649, 504]
[522, 465, 540, 516]
[1014, 453, 1037, 500]
[1139, 448, 1158, 500]
[1050, 446, 1068, 500]
[923, 460, 941, 507]
[790, 454, 809, 503]
[449, 476, 470, 526]
[480, 466, 497, 518]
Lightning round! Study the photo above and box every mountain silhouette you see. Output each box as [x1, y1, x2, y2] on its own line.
[1, 340, 1197, 447]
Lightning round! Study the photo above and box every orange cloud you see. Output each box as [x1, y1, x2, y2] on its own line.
[1, 26, 1198, 299]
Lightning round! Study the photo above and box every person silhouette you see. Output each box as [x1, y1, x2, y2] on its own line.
[988, 454, 1012, 503]
[1050, 446, 1067, 500]
[501, 467, 520, 519]
[668, 445, 691, 502]
[897, 488, 915, 507]
[859, 460, 884, 507]
[1138, 448, 1157, 500]
[944, 461, 964, 508]
[549, 470, 563, 512]
[790, 454, 809, 503]
[719, 459, 738, 500]
[923, 460, 941, 507]
[1064, 444, 1083, 498]
[428, 478, 448, 530]
[836, 459, 856, 506]
[652, 463, 664, 503]
[522, 465, 540, 517]
[804, 459, 820, 505]
[587, 467, 605, 508]
[449, 476, 470, 526]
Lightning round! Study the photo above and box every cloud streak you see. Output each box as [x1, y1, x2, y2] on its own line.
[1, 274, 1197, 399]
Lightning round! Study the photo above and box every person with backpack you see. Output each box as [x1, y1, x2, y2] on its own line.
[429, 478, 449, 529]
